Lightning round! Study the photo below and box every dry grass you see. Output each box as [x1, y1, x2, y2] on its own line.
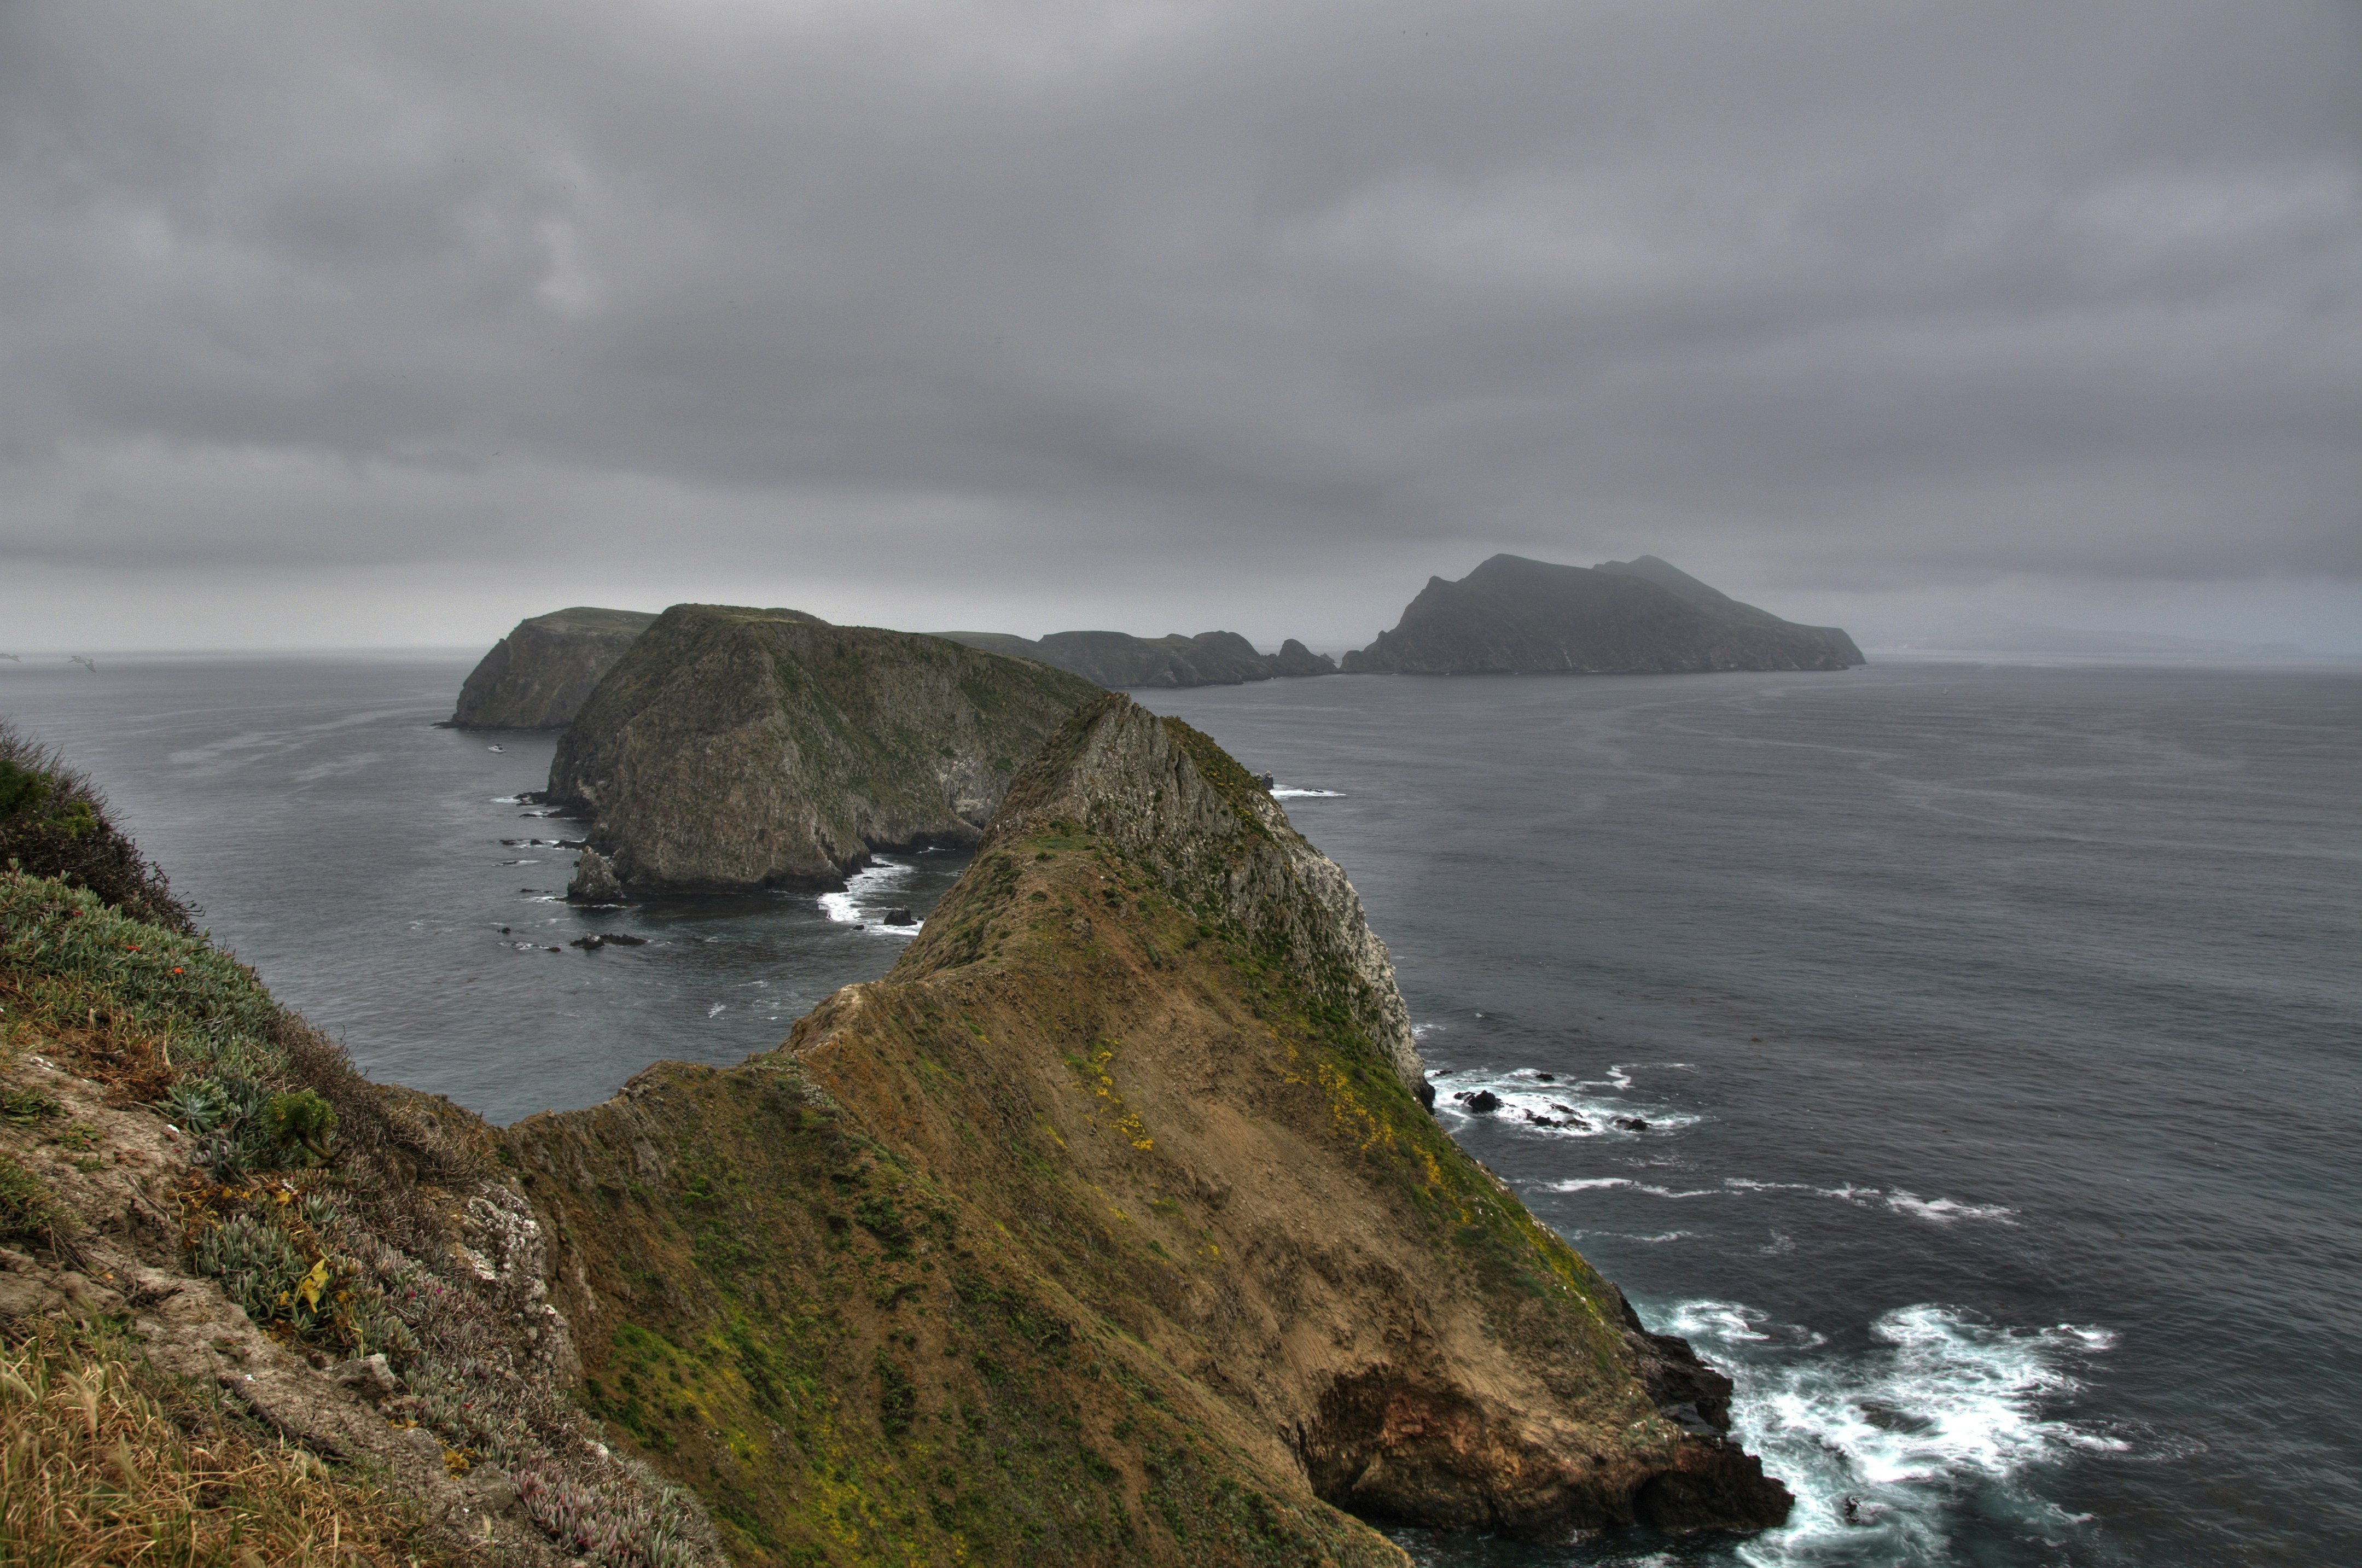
[0, 1320, 476, 1567]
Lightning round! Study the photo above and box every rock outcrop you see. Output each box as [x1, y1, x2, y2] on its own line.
[0, 869, 722, 1567]
[1342, 555, 1863, 675]
[546, 604, 1101, 893]
[935, 628, 1339, 687]
[507, 695, 1790, 1563]
[450, 607, 659, 730]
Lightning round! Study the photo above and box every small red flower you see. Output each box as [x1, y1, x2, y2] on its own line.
[171, 967, 184, 975]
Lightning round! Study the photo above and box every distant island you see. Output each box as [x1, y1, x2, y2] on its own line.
[548, 604, 1099, 896]
[449, 606, 657, 728]
[1343, 555, 1863, 675]
[935, 628, 1336, 686]
[450, 554, 1857, 741]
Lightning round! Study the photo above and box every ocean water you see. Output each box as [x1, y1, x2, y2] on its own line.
[0, 655, 966, 1122]
[5, 654, 2357, 1563]
[1144, 664, 2361, 1568]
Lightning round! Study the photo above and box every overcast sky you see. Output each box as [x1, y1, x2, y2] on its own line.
[3, 0, 2357, 653]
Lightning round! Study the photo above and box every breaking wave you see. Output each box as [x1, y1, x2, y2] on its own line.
[1426, 1064, 1700, 1139]
[1656, 1299, 2121, 1565]
[818, 858, 925, 937]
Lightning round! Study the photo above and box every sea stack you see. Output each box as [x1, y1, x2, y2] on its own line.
[508, 694, 1791, 1560]
[1343, 555, 1863, 675]
[450, 607, 658, 728]
[545, 604, 1101, 894]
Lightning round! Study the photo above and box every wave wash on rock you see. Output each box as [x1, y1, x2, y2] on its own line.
[546, 605, 1102, 894]
[507, 695, 1789, 1566]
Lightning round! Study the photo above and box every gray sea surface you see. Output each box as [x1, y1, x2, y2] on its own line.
[5, 654, 2357, 1564]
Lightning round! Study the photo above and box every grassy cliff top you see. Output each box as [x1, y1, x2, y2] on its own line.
[519, 606, 664, 636]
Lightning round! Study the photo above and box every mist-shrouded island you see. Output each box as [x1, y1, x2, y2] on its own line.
[447, 605, 659, 728]
[935, 628, 1337, 687]
[1343, 554, 1865, 675]
[547, 603, 1099, 896]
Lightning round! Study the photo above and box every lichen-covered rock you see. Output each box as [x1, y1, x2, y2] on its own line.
[546, 605, 1101, 894]
[451, 607, 658, 730]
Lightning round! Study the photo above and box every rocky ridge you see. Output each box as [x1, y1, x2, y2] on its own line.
[546, 604, 1101, 895]
[508, 694, 1790, 1563]
[936, 629, 1338, 687]
[451, 607, 660, 730]
[1343, 555, 1863, 675]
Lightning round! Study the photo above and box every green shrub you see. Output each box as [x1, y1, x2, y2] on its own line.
[0, 722, 190, 931]
[190, 1211, 304, 1322]
[267, 1088, 338, 1163]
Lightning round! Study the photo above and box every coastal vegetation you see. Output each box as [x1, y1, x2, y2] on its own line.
[0, 694, 1784, 1565]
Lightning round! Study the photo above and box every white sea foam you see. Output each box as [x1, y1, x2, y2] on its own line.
[1570, 1229, 1698, 1244]
[1884, 1190, 2018, 1225]
[1430, 1064, 1697, 1138]
[1655, 1299, 2121, 1566]
[1723, 1178, 2016, 1225]
[1270, 787, 1346, 799]
[706, 1002, 726, 1017]
[1550, 1176, 1723, 1199]
[817, 859, 925, 937]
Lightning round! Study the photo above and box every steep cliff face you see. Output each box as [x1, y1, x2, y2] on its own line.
[935, 629, 1338, 687]
[1342, 556, 1862, 675]
[507, 696, 1788, 1565]
[546, 605, 1102, 894]
[451, 607, 659, 729]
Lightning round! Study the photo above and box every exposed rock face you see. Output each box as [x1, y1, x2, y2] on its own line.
[567, 847, 626, 904]
[507, 695, 1790, 1563]
[451, 607, 659, 729]
[988, 694, 1422, 1096]
[546, 604, 1101, 893]
[935, 628, 1338, 687]
[1342, 555, 1863, 675]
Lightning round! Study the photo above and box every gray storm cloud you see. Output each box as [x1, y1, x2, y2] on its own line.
[1, 0, 2357, 647]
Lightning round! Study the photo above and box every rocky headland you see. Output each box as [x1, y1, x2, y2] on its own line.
[546, 604, 1101, 895]
[451, 607, 660, 730]
[1343, 555, 1863, 675]
[510, 695, 1790, 1561]
[936, 629, 1338, 687]
[2, 701, 1788, 1566]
